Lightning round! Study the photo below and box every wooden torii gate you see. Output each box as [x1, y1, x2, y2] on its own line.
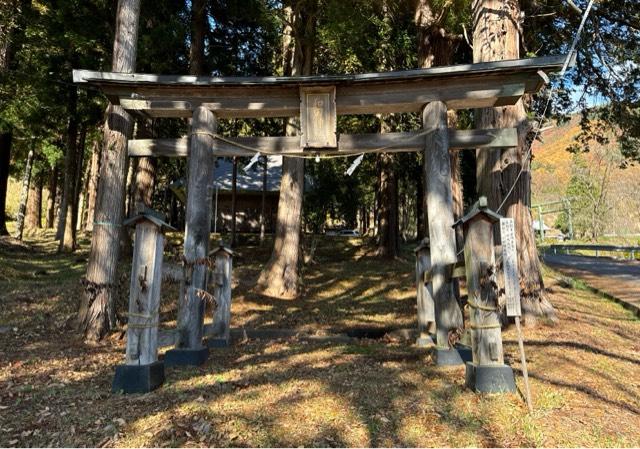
[74, 54, 566, 390]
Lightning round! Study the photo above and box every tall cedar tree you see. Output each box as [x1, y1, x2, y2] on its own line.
[0, 0, 19, 235]
[473, 0, 556, 324]
[78, 0, 141, 341]
[375, 0, 399, 259]
[256, 2, 316, 298]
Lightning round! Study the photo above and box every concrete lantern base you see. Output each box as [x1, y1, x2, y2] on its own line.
[465, 362, 516, 393]
[164, 347, 209, 366]
[112, 361, 165, 394]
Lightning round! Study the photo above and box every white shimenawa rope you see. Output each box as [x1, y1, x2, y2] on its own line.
[211, 126, 439, 161]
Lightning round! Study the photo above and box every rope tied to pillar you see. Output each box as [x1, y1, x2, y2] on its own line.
[190, 131, 217, 139]
[182, 256, 215, 269]
[469, 322, 502, 330]
[127, 321, 159, 329]
[93, 221, 122, 227]
[80, 278, 113, 293]
[467, 298, 499, 312]
[128, 312, 154, 319]
[195, 288, 218, 309]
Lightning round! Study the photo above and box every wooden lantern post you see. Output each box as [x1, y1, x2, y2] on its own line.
[112, 209, 173, 394]
[455, 197, 516, 393]
[422, 101, 464, 365]
[165, 106, 217, 366]
[414, 237, 435, 347]
[207, 243, 234, 347]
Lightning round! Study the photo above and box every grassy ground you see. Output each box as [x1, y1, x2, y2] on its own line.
[1, 227, 639, 447]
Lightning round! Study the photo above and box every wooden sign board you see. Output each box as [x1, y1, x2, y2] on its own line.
[500, 218, 521, 317]
[300, 86, 337, 149]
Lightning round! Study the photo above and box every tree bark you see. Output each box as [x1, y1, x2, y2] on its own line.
[133, 119, 156, 213]
[45, 164, 58, 229]
[25, 169, 42, 230]
[57, 87, 79, 251]
[472, 0, 555, 324]
[375, 1, 399, 257]
[71, 125, 86, 235]
[79, 143, 92, 230]
[256, 3, 315, 298]
[0, 1, 16, 236]
[260, 155, 267, 244]
[375, 134, 399, 258]
[231, 157, 238, 247]
[84, 137, 101, 231]
[15, 149, 35, 241]
[189, 0, 206, 76]
[78, 0, 141, 341]
[415, 160, 425, 240]
[0, 132, 11, 235]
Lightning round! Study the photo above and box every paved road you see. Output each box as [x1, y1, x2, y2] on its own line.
[543, 253, 640, 315]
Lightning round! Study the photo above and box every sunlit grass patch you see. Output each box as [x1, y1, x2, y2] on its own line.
[2, 234, 640, 447]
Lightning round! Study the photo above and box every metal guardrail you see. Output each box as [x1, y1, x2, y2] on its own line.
[547, 244, 640, 260]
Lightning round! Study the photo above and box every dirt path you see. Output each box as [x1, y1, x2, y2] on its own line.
[2, 235, 640, 447]
[543, 253, 640, 315]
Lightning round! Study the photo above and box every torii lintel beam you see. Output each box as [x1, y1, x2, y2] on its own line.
[73, 55, 568, 119]
[127, 128, 518, 158]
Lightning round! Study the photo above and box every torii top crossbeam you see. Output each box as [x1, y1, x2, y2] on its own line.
[73, 54, 568, 157]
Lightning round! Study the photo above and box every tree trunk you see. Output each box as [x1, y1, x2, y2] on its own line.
[84, 138, 101, 231]
[124, 156, 136, 219]
[231, 157, 238, 247]
[260, 155, 267, 244]
[375, 1, 399, 257]
[133, 119, 156, 214]
[78, 0, 141, 341]
[79, 144, 92, 230]
[25, 170, 42, 230]
[189, 0, 206, 76]
[71, 125, 86, 235]
[0, 132, 11, 235]
[133, 156, 155, 212]
[256, 3, 315, 299]
[57, 87, 79, 251]
[45, 164, 58, 229]
[472, 0, 555, 324]
[0, 1, 15, 236]
[15, 149, 35, 241]
[375, 138, 398, 258]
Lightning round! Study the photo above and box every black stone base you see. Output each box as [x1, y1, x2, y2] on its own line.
[435, 345, 473, 366]
[206, 336, 231, 348]
[164, 347, 209, 366]
[112, 361, 164, 394]
[456, 345, 473, 363]
[465, 362, 516, 393]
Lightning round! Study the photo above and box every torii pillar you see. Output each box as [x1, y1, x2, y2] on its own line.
[165, 106, 217, 366]
[422, 101, 465, 365]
